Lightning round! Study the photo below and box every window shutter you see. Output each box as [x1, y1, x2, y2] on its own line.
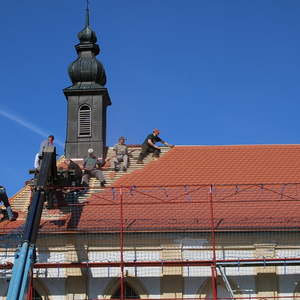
[78, 105, 91, 137]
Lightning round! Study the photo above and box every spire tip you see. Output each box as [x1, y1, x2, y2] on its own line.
[85, 0, 90, 27]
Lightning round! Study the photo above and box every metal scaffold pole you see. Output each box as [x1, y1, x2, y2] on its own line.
[217, 265, 235, 298]
[209, 185, 218, 300]
[119, 187, 125, 300]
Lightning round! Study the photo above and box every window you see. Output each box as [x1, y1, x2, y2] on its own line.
[111, 283, 140, 299]
[205, 285, 232, 299]
[32, 288, 42, 300]
[78, 105, 91, 137]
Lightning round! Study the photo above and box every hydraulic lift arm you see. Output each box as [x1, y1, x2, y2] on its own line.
[7, 146, 58, 300]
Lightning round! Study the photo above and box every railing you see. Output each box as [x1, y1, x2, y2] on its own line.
[1, 183, 300, 299]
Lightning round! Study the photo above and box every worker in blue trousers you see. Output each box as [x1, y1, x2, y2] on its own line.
[0, 185, 16, 221]
[0, 186, 17, 221]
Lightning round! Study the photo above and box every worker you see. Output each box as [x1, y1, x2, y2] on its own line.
[137, 129, 174, 164]
[82, 149, 106, 187]
[34, 153, 40, 170]
[0, 186, 16, 221]
[67, 159, 83, 188]
[112, 136, 129, 171]
[39, 135, 55, 155]
[36, 135, 55, 176]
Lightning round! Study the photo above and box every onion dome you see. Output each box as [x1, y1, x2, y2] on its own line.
[68, 8, 106, 87]
[78, 25, 97, 44]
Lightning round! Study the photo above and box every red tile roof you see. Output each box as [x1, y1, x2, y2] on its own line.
[113, 145, 300, 186]
[81, 144, 300, 231]
[2, 145, 300, 234]
[72, 182, 300, 232]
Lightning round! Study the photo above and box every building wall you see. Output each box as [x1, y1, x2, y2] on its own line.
[1, 232, 300, 299]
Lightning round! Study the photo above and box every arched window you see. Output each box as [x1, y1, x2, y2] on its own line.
[111, 283, 140, 299]
[205, 285, 232, 299]
[78, 105, 91, 137]
[198, 277, 238, 300]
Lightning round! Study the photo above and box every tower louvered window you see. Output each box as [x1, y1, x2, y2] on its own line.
[78, 105, 92, 137]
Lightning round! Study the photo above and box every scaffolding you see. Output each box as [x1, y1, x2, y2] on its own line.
[1, 182, 300, 299]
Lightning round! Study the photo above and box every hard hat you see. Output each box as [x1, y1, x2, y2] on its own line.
[88, 148, 94, 153]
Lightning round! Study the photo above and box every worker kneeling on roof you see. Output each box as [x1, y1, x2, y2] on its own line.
[137, 129, 174, 164]
[0, 186, 17, 221]
[82, 149, 107, 187]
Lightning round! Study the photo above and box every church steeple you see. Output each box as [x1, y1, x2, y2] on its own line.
[63, 5, 111, 159]
[68, 6, 106, 88]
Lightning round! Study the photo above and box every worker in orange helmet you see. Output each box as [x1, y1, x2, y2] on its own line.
[137, 128, 174, 164]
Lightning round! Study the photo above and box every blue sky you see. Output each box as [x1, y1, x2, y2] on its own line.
[1, 0, 300, 195]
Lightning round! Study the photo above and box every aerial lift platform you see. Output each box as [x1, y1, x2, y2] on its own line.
[6, 146, 76, 300]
